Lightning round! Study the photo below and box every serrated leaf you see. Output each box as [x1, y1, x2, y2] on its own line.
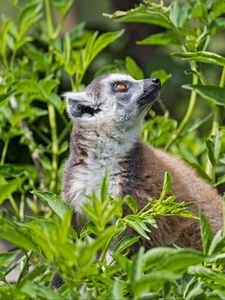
[105, 5, 171, 29]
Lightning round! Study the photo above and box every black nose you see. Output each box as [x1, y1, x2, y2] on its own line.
[151, 78, 161, 87]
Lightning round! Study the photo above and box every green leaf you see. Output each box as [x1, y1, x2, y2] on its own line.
[209, 0, 225, 22]
[18, 2, 42, 39]
[138, 31, 181, 46]
[189, 162, 212, 183]
[215, 174, 225, 186]
[105, 5, 171, 29]
[125, 57, 144, 80]
[18, 265, 46, 287]
[52, 0, 73, 14]
[0, 226, 38, 253]
[32, 191, 71, 219]
[124, 215, 150, 239]
[0, 90, 15, 107]
[172, 51, 225, 67]
[206, 138, 218, 167]
[0, 178, 24, 204]
[90, 30, 124, 63]
[0, 251, 18, 267]
[0, 18, 11, 59]
[183, 84, 225, 106]
[19, 280, 65, 299]
[159, 172, 173, 201]
[133, 271, 177, 295]
[123, 195, 138, 214]
[110, 279, 125, 300]
[155, 248, 206, 274]
[200, 213, 213, 255]
[143, 247, 176, 270]
[0, 164, 37, 179]
[150, 69, 171, 85]
[114, 234, 140, 255]
[208, 230, 225, 255]
[170, 0, 180, 27]
[130, 247, 144, 286]
[189, 266, 225, 286]
[100, 171, 109, 204]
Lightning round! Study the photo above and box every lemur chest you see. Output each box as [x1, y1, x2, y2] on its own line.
[68, 152, 122, 214]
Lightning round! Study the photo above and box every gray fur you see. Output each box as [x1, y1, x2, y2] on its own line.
[62, 73, 223, 251]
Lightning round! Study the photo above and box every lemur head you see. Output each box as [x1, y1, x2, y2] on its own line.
[65, 73, 161, 129]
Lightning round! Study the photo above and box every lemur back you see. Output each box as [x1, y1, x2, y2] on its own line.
[62, 73, 223, 250]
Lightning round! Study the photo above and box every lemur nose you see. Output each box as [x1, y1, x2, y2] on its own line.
[151, 78, 161, 87]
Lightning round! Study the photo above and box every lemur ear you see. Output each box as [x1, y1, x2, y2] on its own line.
[63, 92, 86, 119]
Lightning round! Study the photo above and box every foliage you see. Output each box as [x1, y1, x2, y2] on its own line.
[108, 0, 225, 184]
[0, 172, 224, 299]
[0, 0, 224, 299]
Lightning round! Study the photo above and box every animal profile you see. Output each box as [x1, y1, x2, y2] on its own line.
[62, 73, 223, 250]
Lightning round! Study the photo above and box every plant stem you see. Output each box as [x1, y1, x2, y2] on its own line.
[205, 66, 225, 178]
[9, 195, 19, 216]
[45, 0, 54, 39]
[48, 104, 58, 192]
[165, 72, 198, 150]
[1, 139, 9, 164]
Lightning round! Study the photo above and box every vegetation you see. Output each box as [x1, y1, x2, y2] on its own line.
[0, 0, 225, 298]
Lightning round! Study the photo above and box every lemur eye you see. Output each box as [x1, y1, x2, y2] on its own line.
[114, 82, 127, 91]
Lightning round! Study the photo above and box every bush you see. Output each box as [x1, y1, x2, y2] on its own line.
[0, 0, 225, 299]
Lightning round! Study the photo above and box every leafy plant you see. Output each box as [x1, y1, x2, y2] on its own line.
[0, 0, 225, 299]
[107, 0, 225, 185]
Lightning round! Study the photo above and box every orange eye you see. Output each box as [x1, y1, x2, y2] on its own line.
[115, 83, 127, 90]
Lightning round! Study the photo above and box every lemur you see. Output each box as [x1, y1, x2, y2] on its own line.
[62, 73, 223, 250]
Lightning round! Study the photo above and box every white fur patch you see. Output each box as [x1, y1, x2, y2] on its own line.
[67, 124, 140, 215]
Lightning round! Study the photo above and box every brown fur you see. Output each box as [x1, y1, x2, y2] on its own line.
[120, 142, 223, 250]
[62, 125, 223, 250]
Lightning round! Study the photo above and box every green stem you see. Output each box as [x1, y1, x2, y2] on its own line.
[9, 195, 19, 216]
[1, 139, 9, 164]
[165, 72, 198, 150]
[205, 66, 225, 178]
[48, 104, 58, 192]
[45, 0, 54, 39]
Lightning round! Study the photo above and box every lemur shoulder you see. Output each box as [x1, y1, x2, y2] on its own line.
[62, 73, 223, 250]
